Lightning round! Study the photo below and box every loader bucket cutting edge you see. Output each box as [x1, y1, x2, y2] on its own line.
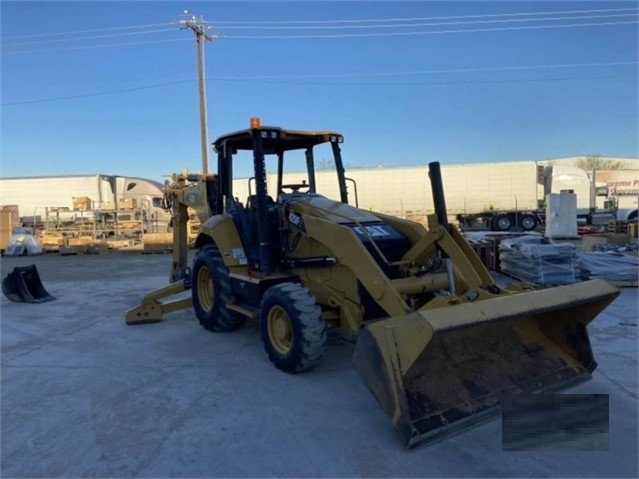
[352, 279, 619, 448]
[2, 265, 55, 303]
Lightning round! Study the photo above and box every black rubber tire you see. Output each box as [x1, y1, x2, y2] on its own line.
[519, 214, 537, 231]
[491, 214, 512, 232]
[191, 244, 244, 332]
[259, 283, 326, 373]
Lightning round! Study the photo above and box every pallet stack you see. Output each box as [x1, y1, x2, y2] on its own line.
[142, 232, 173, 253]
[485, 237, 502, 272]
[466, 233, 525, 272]
[499, 236, 579, 287]
[607, 220, 628, 234]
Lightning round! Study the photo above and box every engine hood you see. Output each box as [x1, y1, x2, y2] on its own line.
[286, 193, 410, 281]
[287, 194, 381, 224]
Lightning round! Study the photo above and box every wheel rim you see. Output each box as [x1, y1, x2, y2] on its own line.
[196, 266, 214, 312]
[522, 217, 535, 230]
[267, 305, 293, 355]
[498, 217, 511, 230]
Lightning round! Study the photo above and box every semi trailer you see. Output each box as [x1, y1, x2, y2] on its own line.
[230, 161, 619, 232]
[453, 163, 616, 231]
[0, 174, 170, 228]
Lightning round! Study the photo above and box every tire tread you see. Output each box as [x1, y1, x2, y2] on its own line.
[192, 244, 244, 332]
[260, 282, 326, 372]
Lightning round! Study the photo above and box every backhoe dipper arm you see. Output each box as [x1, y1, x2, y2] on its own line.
[169, 190, 191, 284]
[126, 182, 194, 325]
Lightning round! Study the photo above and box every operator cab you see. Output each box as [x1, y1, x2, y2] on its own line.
[212, 118, 349, 274]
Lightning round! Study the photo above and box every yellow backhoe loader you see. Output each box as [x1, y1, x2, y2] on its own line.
[126, 118, 619, 448]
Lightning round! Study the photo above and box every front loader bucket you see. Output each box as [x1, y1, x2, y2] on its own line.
[353, 279, 618, 448]
[2, 265, 55, 303]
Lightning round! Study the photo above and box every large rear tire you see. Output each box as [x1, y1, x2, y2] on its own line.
[191, 244, 244, 332]
[260, 283, 326, 372]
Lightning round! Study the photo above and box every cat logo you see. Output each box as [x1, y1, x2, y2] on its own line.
[353, 225, 390, 237]
[288, 211, 305, 232]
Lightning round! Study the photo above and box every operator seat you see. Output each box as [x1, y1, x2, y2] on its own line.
[227, 194, 280, 270]
[245, 195, 281, 268]
[205, 176, 218, 214]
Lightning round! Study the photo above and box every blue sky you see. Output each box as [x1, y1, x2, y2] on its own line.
[1, 0, 638, 182]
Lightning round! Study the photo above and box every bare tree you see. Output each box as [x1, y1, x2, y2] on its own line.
[316, 157, 334, 170]
[577, 155, 629, 170]
[316, 157, 352, 170]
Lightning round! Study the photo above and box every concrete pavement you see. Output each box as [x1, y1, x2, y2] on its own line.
[1, 253, 637, 477]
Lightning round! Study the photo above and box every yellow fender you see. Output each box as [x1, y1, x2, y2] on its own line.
[196, 214, 247, 268]
[126, 214, 246, 325]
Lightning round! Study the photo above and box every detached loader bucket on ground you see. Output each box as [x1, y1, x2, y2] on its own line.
[353, 279, 619, 448]
[2, 265, 55, 303]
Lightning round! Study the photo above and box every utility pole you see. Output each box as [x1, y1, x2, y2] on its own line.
[177, 11, 215, 175]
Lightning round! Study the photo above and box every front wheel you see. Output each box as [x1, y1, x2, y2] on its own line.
[260, 283, 326, 373]
[191, 244, 244, 332]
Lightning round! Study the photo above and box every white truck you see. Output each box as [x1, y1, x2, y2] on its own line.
[594, 169, 639, 222]
[419, 162, 612, 231]
[233, 161, 612, 232]
[0, 174, 170, 228]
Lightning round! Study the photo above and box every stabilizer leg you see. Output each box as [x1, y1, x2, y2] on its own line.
[125, 280, 193, 324]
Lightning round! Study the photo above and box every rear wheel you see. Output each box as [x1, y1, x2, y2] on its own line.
[191, 244, 244, 332]
[491, 214, 512, 231]
[519, 214, 537, 231]
[260, 283, 326, 372]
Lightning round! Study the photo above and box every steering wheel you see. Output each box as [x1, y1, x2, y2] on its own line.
[281, 183, 311, 193]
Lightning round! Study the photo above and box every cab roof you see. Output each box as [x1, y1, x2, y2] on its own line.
[212, 126, 343, 153]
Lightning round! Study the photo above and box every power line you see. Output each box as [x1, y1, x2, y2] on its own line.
[210, 61, 639, 80]
[1, 6, 635, 43]
[3, 74, 635, 107]
[2, 22, 174, 40]
[210, 73, 638, 86]
[2, 37, 189, 55]
[6, 12, 633, 49]
[219, 13, 638, 30]
[212, 7, 638, 24]
[5, 19, 634, 55]
[3, 61, 636, 106]
[4, 28, 180, 47]
[1, 79, 196, 106]
[228, 20, 639, 39]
